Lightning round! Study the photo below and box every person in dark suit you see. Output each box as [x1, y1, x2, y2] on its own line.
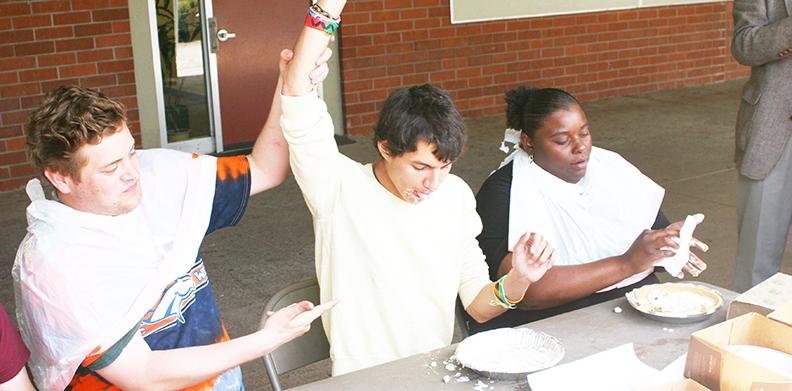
[731, 0, 792, 292]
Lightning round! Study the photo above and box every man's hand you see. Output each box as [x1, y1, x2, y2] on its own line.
[260, 299, 339, 350]
[510, 232, 556, 284]
[279, 48, 332, 88]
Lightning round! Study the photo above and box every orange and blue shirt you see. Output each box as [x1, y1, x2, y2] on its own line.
[67, 155, 251, 391]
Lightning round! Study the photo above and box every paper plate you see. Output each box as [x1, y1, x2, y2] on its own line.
[625, 283, 723, 324]
[455, 327, 564, 380]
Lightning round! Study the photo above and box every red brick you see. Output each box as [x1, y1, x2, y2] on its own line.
[15, 42, 54, 56]
[0, 71, 19, 85]
[0, 125, 23, 139]
[99, 84, 136, 97]
[74, 22, 113, 37]
[38, 52, 77, 67]
[0, 98, 20, 112]
[95, 33, 130, 48]
[55, 38, 94, 52]
[35, 26, 74, 40]
[0, 3, 31, 17]
[0, 30, 34, 45]
[19, 68, 58, 82]
[116, 71, 135, 84]
[32, 1, 72, 14]
[77, 48, 114, 62]
[72, 0, 110, 10]
[92, 8, 129, 21]
[111, 20, 130, 33]
[41, 78, 78, 93]
[97, 59, 132, 73]
[54, 12, 91, 26]
[0, 177, 29, 191]
[13, 15, 53, 29]
[9, 163, 36, 177]
[79, 73, 116, 88]
[1, 109, 30, 126]
[0, 151, 27, 166]
[5, 137, 27, 151]
[59, 63, 96, 78]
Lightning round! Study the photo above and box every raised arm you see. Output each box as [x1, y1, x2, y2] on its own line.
[278, 0, 349, 217]
[97, 300, 336, 390]
[731, 0, 792, 66]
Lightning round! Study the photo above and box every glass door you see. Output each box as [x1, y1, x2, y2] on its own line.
[155, 0, 218, 152]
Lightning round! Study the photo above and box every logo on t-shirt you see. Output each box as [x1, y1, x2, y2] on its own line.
[139, 261, 209, 336]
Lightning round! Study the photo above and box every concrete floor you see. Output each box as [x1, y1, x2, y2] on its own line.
[1, 78, 791, 389]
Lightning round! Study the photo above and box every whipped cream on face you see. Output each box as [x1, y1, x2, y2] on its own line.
[404, 189, 432, 203]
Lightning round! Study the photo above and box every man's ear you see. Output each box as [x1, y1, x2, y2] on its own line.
[376, 140, 392, 161]
[43, 168, 73, 195]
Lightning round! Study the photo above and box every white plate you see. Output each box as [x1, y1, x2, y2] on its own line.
[455, 327, 564, 380]
[625, 283, 723, 323]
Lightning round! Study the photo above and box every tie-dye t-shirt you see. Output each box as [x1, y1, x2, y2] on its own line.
[67, 155, 251, 390]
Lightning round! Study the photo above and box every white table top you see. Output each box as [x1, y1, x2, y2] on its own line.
[292, 283, 737, 390]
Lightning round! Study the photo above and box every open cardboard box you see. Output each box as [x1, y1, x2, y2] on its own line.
[684, 304, 792, 391]
[728, 273, 792, 319]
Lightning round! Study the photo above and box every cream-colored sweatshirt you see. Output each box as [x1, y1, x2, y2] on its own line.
[280, 92, 491, 375]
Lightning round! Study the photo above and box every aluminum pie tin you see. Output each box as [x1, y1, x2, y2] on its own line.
[625, 282, 723, 324]
[455, 327, 564, 380]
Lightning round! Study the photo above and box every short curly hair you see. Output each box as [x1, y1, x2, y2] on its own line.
[25, 85, 127, 180]
[373, 84, 465, 163]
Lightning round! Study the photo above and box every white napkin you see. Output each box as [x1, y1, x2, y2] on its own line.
[527, 343, 658, 391]
[655, 214, 704, 277]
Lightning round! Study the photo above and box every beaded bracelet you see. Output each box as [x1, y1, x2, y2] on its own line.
[305, 3, 340, 35]
[489, 283, 513, 309]
[498, 275, 525, 305]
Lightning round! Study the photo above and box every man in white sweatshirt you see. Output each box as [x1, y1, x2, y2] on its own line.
[279, 0, 558, 376]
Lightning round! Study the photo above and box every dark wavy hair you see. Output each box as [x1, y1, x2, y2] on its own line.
[505, 87, 580, 139]
[25, 85, 127, 179]
[373, 84, 465, 162]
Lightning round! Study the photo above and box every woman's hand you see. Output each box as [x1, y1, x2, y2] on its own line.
[664, 215, 709, 277]
[510, 232, 556, 283]
[621, 228, 678, 274]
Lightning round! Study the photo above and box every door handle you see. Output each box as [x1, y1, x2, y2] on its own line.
[217, 29, 236, 42]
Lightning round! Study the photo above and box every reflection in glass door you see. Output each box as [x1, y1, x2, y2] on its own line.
[155, 0, 212, 144]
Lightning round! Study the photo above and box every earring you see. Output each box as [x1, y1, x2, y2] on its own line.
[521, 143, 534, 164]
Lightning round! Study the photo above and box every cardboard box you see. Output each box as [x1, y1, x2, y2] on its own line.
[684, 307, 792, 391]
[728, 273, 792, 319]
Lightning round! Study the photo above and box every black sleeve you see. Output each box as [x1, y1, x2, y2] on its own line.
[651, 208, 670, 229]
[475, 163, 514, 281]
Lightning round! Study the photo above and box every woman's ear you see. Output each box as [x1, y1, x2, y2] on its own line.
[520, 132, 533, 152]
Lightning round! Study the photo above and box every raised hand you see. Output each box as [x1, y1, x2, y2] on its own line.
[510, 232, 556, 283]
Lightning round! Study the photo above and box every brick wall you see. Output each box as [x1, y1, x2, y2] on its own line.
[0, 0, 137, 191]
[0, 1, 752, 190]
[338, 1, 750, 135]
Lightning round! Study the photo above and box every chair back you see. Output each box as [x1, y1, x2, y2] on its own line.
[261, 278, 329, 391]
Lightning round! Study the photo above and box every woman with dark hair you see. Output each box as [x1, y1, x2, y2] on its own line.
[467, 87, 708, 333]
